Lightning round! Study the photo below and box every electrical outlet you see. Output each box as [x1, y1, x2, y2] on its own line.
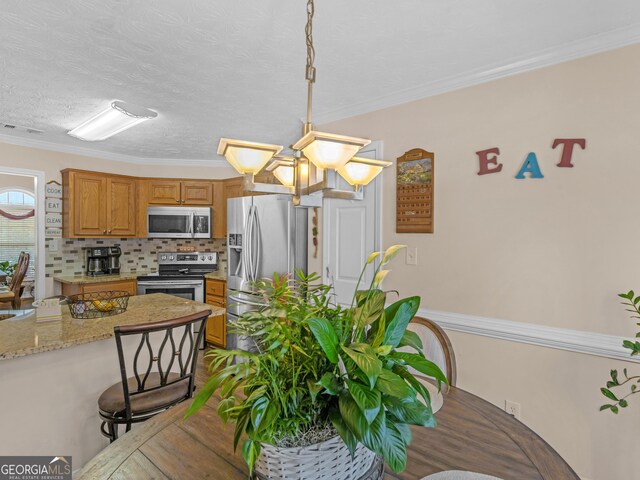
[505, 400, 521, 420]
[406, 247, 418, 265]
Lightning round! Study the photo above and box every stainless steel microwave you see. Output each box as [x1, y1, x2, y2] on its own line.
[147, 206, 212, 239]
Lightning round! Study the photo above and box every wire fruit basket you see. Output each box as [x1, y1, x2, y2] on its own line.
[67, 291, 130, 319]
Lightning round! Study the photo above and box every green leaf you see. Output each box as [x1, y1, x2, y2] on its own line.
[308, 317, 340, 363]
[394, 365, 432, 410]
[233, 408, 251, 451]
[361, 407, 386, 454]
[600, 388, 618, 401]
[376, 344, 393, 356]
[354, 290, 386, 327]
[384, 298, 420, 348]
[329, 409, 358, 458]
[217, 397, 236, 423]
[347, 380, 381, 424]
[619, 399, 629, 408]
[241, 439, 261, 475]
[318, 372, 342, 395]
[375, 369, 415, 399]
[599, 404, 612, 411]
[398, 330, 424, 352]
[390, 351, 448, 385]
[611, 405, 619, 414]
[184, 372, 224, 418]
[383, 396, 435, 427]
[342, 346, 382, 388]
[390, 416, 412, 444]
[339, 391, 369, 439]
[250, 397, 270, 431]
[380, 422, 407, 473]
[381, 244, 407, 265]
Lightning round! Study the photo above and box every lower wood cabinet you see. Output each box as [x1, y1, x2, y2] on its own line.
[61, 279, 137, 297]
[205, 279, 226, 348]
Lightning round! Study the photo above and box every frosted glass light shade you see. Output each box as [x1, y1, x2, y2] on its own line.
[338, 157, 393, 187]
[68, 101, 157, 141]
[218, 139, 283, 175]
[273, 164, 295, 187]
[292, 131, 370, 170]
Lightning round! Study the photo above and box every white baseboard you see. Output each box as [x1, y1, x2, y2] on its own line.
[419, 308, 639, 364]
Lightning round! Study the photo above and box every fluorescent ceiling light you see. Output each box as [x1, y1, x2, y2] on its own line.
[68, 101, 157, 141]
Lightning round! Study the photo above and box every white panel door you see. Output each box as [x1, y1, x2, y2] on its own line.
[324, 142, 382, 306]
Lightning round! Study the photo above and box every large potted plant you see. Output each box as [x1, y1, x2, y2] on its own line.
[186, 245, 447, 479]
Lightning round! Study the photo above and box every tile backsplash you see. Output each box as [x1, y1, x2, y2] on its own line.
[45, 238, 226, 278]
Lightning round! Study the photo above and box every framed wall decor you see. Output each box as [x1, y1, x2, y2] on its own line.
[396, 148, 434, 233]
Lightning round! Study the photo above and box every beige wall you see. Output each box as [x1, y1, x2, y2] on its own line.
[323, 44, 640, 480]
[0, 172, 35, 191]
[0, 142, 238, 183]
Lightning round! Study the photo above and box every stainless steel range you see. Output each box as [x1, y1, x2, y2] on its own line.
[136, 252, 218, 302]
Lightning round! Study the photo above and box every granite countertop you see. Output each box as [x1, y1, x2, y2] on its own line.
[204, 271, 226, 281]
[53, 272, 155, 285]
[0, 293, 223, 360]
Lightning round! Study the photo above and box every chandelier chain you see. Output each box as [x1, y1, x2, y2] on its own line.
[305, 0, 316, 84]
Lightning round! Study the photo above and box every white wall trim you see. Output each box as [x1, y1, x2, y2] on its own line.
[420, 307, 640, 364]
[0, 133, 229, 168]
[314, 23, 640, 125]
[0, 166, 46, 301]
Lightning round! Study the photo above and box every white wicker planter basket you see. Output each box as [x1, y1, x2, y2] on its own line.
[254, 435, 380, 480]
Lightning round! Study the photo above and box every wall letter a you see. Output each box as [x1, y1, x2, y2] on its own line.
[515, 152, 544, 179]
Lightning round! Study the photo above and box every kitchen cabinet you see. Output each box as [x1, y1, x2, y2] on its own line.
[216, 177, 245, 239]
[61, 279, 137, 297]
[147, 179, 213, 205]
[62, 169, 137, 238]
[205, 279, 226, 348]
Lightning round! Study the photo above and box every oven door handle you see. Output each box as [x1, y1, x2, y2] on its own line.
[137, 280, 204, 286]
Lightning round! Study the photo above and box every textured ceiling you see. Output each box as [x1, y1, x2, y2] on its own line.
[1, 0, 639, 163]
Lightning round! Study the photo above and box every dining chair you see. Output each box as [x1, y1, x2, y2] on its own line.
[422, 471, 503, 480]
[0, 252, 30, 309]
[98, 309, 211, 442]
[403, 316, 457, 386]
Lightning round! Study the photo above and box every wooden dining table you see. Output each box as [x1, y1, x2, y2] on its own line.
[77, 383, 579, 480]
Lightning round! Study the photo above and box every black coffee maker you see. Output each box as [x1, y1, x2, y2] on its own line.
[107, 246, 121, 274]
[85, 247, 109, 276]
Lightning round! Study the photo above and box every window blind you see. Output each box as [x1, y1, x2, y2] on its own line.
[0, 205, 36, 279]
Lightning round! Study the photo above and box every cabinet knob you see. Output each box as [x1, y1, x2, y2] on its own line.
[107, 230, 111, 234]
[103, 230, 107, 234]
[176, 199, 180, 203]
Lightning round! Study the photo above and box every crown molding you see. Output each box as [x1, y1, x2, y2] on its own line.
[420, 307, 639, 364]
[0, 133, 229, 168]
[315, 23, 640, 125]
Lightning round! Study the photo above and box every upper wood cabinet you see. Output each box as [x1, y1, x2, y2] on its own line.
[147, 179, 213, 205]
[62, 170, 138, 238]
[107, 177, 137, 236]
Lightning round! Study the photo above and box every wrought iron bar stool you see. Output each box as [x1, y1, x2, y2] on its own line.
[98, 309, 211, 442]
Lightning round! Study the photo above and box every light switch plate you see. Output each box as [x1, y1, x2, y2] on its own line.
[406, 247, 418, 265]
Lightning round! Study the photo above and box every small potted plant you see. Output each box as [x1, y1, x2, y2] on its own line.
[600, 290, 640, 414]
[186, 245, 447, 479]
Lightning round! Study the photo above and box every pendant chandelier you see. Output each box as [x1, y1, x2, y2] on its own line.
[217, 0, 391, 206]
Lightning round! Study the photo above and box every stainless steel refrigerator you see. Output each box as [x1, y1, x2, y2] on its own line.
[226, 194, 307, 351]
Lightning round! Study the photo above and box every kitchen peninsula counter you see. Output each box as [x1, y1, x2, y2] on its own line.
[0, 293, 222, 469]
[0, 293, 222, 360]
